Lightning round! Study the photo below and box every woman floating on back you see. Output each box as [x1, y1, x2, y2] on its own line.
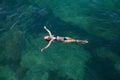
[41, 26, 88, 52]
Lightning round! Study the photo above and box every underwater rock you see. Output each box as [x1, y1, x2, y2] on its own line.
[96, 47, 120, 62]
[20, 34, 91, 80]
[45, 0, 120, 40]
[96, 47, 120, 73]
[115, 62, 120, 74]
[0, 65, 17, 80]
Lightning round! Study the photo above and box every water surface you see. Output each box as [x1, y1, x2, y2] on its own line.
[0, 0, 120, 80]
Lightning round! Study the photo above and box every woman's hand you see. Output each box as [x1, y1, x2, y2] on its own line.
[41, 49, 44, 52]
[44, 26, 47, 29]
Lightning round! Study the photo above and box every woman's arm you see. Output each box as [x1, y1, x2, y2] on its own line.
[44, 26, 52, 36]
[41, 40, 53, 52]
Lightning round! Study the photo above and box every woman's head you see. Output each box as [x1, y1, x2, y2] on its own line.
[44, 36, 52, 41]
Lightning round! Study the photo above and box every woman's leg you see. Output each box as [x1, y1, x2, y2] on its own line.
[64, 38, 88, 44]
[75, 40, 88, 44]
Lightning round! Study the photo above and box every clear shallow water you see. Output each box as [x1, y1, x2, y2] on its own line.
[0, 0, 120, 80]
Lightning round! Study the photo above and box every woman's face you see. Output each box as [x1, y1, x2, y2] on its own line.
[44, 36, 49, 39]
[44, 36, 51, 41]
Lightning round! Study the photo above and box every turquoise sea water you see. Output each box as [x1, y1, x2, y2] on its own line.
[0, 0, 120, 80]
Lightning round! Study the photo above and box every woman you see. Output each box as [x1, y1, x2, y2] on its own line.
[41, 26, 88, 52]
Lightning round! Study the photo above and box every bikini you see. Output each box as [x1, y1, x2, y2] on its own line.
[53, 35, 58, 41]
[63, 37, 67, 41]
[53, 35, 67, 41]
